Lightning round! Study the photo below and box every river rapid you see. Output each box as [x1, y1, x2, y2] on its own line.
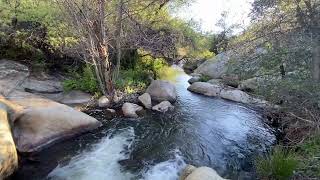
[12, 67, 275, 180]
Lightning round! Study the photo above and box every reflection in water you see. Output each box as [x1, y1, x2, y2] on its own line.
[12, 67, 275, 180]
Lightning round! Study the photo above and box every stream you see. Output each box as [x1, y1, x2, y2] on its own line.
[12, 67, 276, 180]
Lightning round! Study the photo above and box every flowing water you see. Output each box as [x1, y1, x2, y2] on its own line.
[12, 67, 276, 180]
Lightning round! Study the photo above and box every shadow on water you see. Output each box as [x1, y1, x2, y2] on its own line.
[11, 67, 276, 180]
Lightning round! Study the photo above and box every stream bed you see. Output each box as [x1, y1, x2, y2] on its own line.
[11, 68, 276, 180]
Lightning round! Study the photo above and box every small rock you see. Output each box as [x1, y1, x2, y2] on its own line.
[122, 103, 143, 118]
[106, 108, 116, 114]
[138, 93, 152, 109]
[152, 101, 174, 113]
[98, 96, 110, 108]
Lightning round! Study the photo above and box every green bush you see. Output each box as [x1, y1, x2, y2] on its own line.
[63, 65, 100, 94]
[115, 69, 150, 94]
[255, 146, 299, 180]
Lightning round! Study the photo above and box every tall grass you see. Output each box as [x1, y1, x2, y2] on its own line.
[255, 146, 299, 180]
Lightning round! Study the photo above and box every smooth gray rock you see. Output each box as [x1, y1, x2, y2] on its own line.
[152, 101, 174, 113]
[146, 80, 177, 103]
[21, 77, 63, 94]
[188, 76, 201, 84]
[106, 108, 116, 114]
[98, 96, 111, 108]
[3, 91, 101, 153]
[187, 82, 223, 97]
[138, 93, 152, 109]
[220, 89, 253, 104]
[122, 103, 143, 118]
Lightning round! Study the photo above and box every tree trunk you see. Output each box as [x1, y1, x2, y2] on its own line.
[96, 0, 114, 95]
[114, 0, 124, 79]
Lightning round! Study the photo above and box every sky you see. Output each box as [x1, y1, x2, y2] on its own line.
[176, 0, 254, 33]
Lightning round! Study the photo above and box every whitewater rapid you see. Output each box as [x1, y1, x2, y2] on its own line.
[48, 128, 186, 180]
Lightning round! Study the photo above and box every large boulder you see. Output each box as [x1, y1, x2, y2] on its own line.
[183, 167, 225, 180]
[187, 82, 223, 97]
[138, 93, 152, 109]
[3, 91, 102, 153]
[146, 80, 177, 103]
[0, 60, 29, 96]
[152, 101, 174, 113]
[0, 103, 18, 179]
[122, 103, 143, 118]
[194, 52, 230, 79]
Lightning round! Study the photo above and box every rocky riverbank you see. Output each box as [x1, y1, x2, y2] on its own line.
[0, 59, 103, 178]
[1, 59, 270, 180]
[184, 51, 279, 111]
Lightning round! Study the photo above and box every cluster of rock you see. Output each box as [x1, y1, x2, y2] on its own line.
[187, 52, 276, 109]
[0, 60, 102, 178]
[180, 165, 226, 180]
[121, 80, 177, 118]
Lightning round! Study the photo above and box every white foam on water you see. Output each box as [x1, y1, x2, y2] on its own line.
[48, 128, 135, 180]
[141, 152, 186, 180]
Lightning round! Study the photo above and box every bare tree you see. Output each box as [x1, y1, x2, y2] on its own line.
[58, 0, 182, 95]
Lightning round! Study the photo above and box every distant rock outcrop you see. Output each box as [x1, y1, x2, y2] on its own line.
[194, 52, 231, 79]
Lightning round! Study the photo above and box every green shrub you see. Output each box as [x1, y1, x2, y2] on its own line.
[255, 146, 299, 180]
[63, 65, 100, 94]
[115, 69, 150, 94]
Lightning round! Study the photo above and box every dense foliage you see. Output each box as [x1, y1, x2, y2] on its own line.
[0, 0, 214, 95]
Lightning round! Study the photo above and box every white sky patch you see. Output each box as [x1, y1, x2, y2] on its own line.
[175, 0, 254, 33]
